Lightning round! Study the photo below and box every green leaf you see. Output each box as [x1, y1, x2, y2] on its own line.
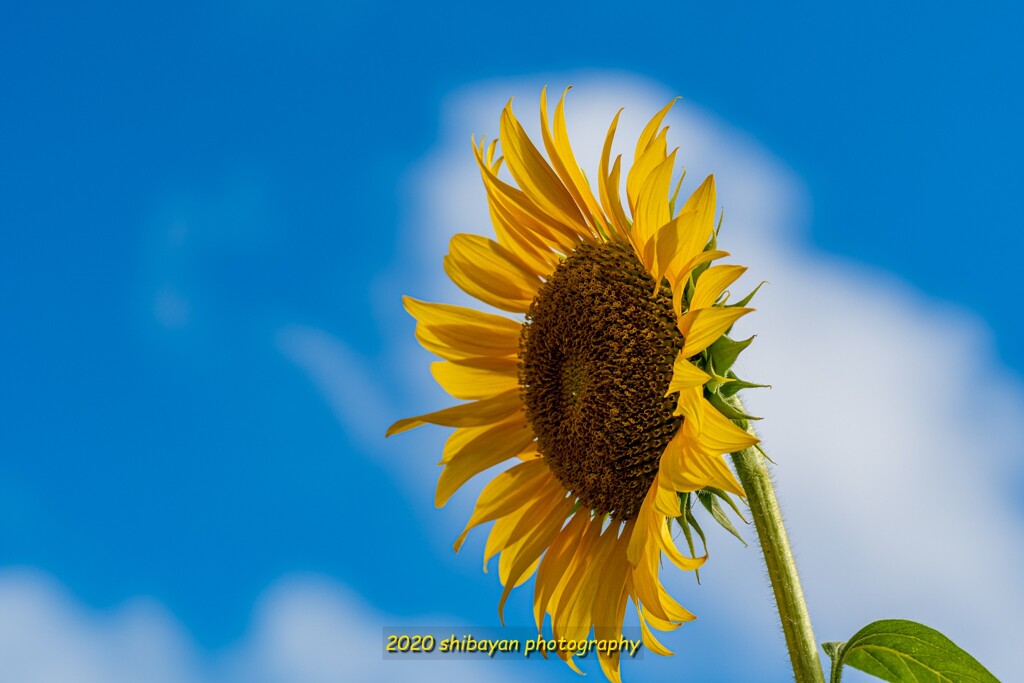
[823, 619, 1000, 683]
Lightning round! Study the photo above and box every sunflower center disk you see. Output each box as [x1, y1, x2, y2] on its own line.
[519, 242, 684, 521]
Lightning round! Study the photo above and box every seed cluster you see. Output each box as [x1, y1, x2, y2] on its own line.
[519, 242, 684, 520]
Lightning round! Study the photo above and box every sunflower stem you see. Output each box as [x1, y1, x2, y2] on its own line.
[729, 395, 825, 683]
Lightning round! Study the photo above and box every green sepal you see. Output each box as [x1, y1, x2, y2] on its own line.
[707, 212, 721, 251]
[680, 494, 705, 555]
[706, 334, 754, 377]
[754, 442, 776, 464]
[679, 509, 704, 585]
[728, 280, 767, 308]
[675, 493, 708, 583]
[677, 495, 700, 558]
[696, 489, 748, 547]
[707, 486, 748, 524]
[691, 258, 712, 284]
[823, 619, 999, 683]
[707, 389, 762, 421]
[685, 507, 707, 560]
[719, 376, 771, 398]
[676, 485, 751, 585]
[668, 168, 687, 216]
[683, 274, 696, 310]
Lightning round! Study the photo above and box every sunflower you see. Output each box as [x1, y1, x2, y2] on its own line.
[387, 87, 762, 682]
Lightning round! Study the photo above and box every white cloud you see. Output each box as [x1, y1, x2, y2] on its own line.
[0, 570, 201, 683]
[0, 569, 521, 683]
[388, 72, 1024, 681]
[222, 574, 524, 683]
[276, 324, 390, 450]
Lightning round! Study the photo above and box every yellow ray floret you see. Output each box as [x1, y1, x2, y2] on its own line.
[443, 233, 542, 313]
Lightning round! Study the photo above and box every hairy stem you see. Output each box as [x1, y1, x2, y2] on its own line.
[730, 396, 825, 683]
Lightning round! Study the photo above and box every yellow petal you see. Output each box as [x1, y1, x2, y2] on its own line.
[692, 398, 760, 454]
[386, 389, 523, 437]
[533, 511, 589, 629]
[483, 507, 524, 570]
[642, 607, 683, 633]
[625, 483, 703, 628]
[659, 423, 745, 496]
[484, 187, 561, 276]
[430, 357, 519, 400]
[626, 125, 669, 216]
[625, 498, 651, 567]
[413, 329, 516, 363]
[473, 138, 583, 253]
[551, 518, 603, 640]
[592, 527, 629, 631]
[637, 606, 674, 656]
[670, 249, 730, 318]
[593, 537, 630, 683]
[672, 386, 705, 433]
[485, 486, 565, 573]
[516, 442, 541, 461]
[636, 98, 678, 161]
[658, 175, 717, 286]
[598, 111, 630, 240]
[500, 101, 590, 237]
[443, 233, 541, 313]
[554, 519, 614, 643]
[404, 296, 521, 360]
[540, 87, 606, 232]
[665, 354, 710, 395]
[404, 296, 520, 337]
[484, 137, 499, 168]
[434, 413, 534, 505]
[626, 98, 677, 214]
[690, 264, 748, 312]
[630, 146, 676, 264]
[452, 459, 555, 551]
[679, 306, 753, 357]
[643, 216, 677, 287]
[628, 540, 697, 625]
[504, 557, 540, 590]
[497, 493, 575, 620]
[655, 502, 706, 571]
[652, 478, 684, 517]
[494, 495, 568, 587]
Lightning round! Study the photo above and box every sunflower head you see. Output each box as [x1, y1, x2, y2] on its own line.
[387, 87, 764, 682]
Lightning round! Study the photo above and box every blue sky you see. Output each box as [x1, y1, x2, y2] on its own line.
[2, 2, 1022, 682]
